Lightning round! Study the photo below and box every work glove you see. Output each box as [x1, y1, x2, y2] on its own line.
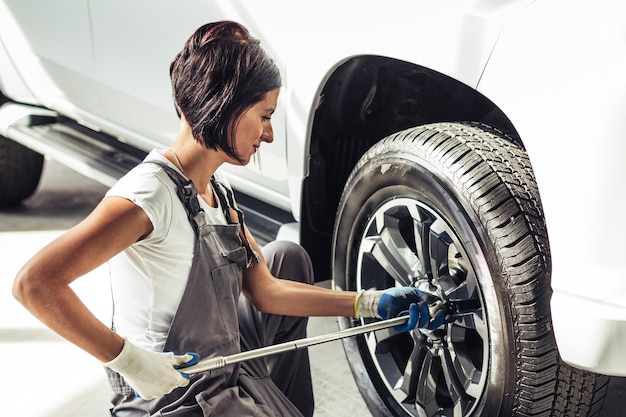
[355, 287, 445, 332]
[104, 338, 199, 400]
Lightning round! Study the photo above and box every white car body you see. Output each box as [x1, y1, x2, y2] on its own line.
[1, 0, 625, 379]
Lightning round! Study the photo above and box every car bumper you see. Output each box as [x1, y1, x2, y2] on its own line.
[551, 290, 626, 376]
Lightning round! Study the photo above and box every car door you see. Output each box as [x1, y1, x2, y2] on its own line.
[0, 0, 100, 122]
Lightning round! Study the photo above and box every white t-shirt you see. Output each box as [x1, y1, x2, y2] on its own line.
[105, 150, 229, 352]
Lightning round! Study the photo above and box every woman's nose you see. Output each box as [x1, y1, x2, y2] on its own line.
[262, 123, 274, 143]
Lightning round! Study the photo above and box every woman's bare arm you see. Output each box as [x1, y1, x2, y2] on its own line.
[240, 224, 357, 318]
[12, 196, 153, 362]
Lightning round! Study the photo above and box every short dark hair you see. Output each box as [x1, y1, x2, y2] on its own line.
[169, 21, 281, 161]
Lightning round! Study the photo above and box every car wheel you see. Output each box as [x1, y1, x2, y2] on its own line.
[0, 136, 44, 207]
[332, 122, 608, 416]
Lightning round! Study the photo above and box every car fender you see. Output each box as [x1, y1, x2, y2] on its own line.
[477, 0, 626, 375]
[264, 0, 534, 219]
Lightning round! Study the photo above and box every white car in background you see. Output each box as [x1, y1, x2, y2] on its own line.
[1, 1, 624, 416]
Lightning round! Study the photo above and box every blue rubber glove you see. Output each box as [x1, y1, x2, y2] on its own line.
[377, 287, 445, 332]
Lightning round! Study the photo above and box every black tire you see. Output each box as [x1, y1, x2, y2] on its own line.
[332, 122, 608, 416]
[0, 136, 44, 207]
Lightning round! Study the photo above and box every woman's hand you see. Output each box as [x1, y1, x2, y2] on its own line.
[355, 287, 446, 331]
[105, 338, 199, 400]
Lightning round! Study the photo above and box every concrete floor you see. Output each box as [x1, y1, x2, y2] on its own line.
[2, 159, 625, 417]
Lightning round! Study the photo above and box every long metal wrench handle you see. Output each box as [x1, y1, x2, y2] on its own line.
[183, 316, 408, 375]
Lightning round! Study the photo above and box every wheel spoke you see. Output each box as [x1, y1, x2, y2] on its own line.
[428, 218, 454, 283]
[397, 333, 424, 401]
[438, 343, 475, 415]
[366, 328, 415, 393]
[409, 203, 432, 279]
[359, 201, 427, 287]
[412, 345, 445, 416]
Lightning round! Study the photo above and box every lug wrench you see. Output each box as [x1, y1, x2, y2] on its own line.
[183, 315, 409, 375]
[183, 297, 480, 375]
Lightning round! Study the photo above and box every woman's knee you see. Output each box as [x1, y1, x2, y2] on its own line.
[262, 241, 314, 285]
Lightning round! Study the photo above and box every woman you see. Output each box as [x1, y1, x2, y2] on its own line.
[13, 21, 441, 416]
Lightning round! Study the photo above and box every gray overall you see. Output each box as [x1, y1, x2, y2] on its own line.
[106, 162, 314, 416]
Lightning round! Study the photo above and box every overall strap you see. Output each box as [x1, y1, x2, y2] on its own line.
[211, 176, 260, 265]
[144, 161, 204, 235]
[143, 159, 259, 265]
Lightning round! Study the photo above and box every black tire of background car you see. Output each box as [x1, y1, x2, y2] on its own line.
[332, 122, 609, 417]
[0, 136, 44, 207]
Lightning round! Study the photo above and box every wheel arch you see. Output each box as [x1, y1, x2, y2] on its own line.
[300, 54, 521, 279]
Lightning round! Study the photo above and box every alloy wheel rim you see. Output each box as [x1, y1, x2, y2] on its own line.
[355, 197, 489, 416]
